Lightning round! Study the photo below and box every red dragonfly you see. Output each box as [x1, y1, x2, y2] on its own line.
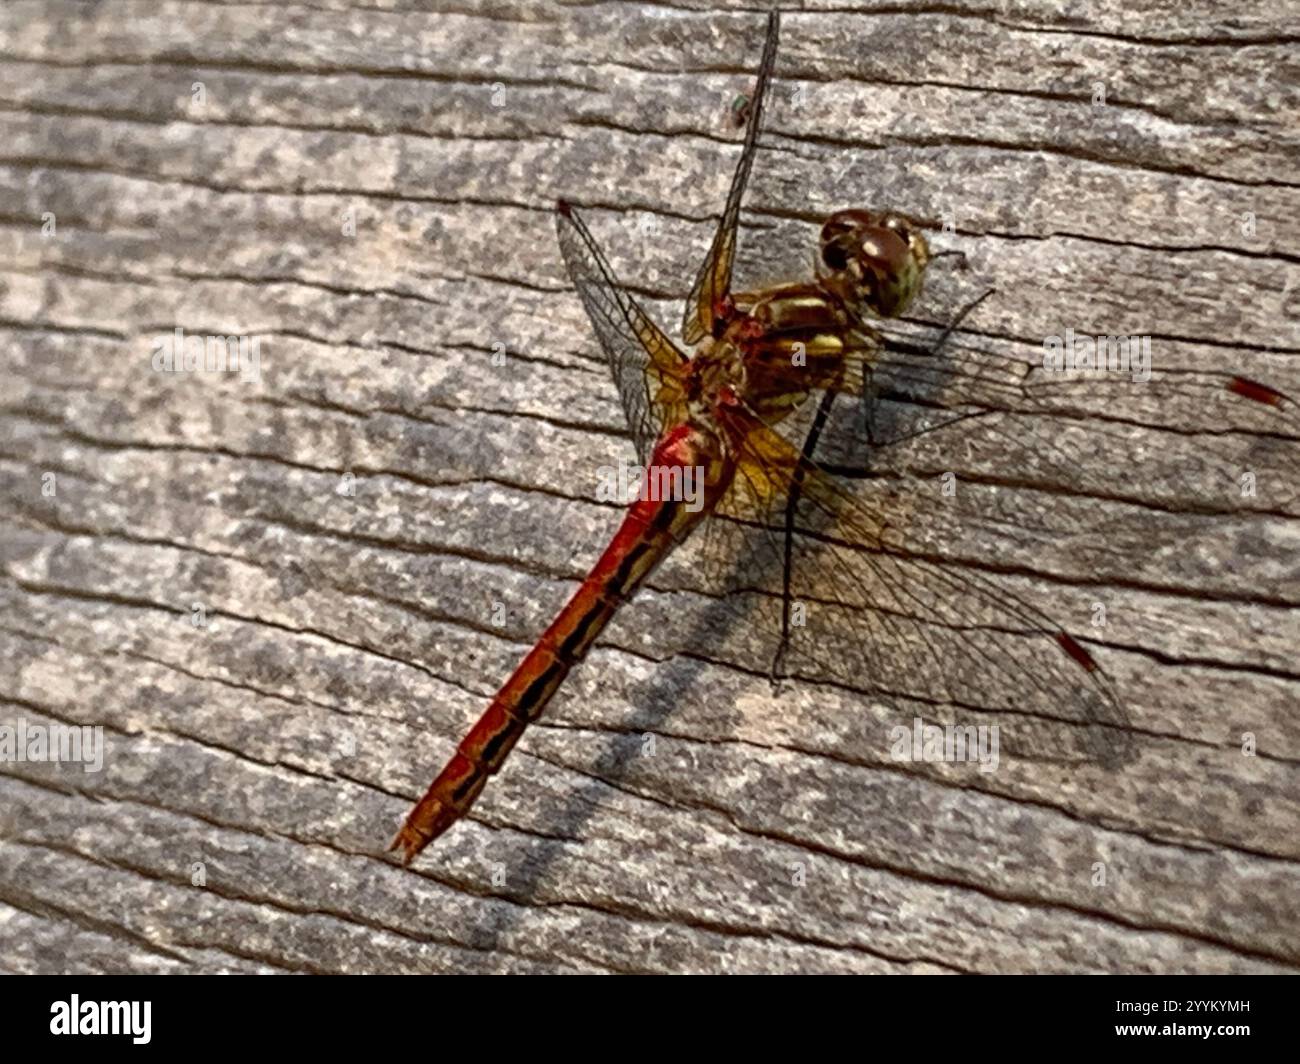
[391, 11, 1297, 863]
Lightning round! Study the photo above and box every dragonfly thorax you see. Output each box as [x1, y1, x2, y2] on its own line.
[684, 337, 749, 411]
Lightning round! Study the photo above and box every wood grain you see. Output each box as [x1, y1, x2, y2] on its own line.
[0, 0, 1297, 974]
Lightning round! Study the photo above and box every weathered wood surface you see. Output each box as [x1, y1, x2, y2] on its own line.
[1, 0, 1298, 974]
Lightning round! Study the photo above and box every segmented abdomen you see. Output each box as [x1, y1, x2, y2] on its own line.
[391, 422, 730, 862]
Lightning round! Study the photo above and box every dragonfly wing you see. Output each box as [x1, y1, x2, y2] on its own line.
[681, 10, 781, 346]
[681, 406, 1136, 767]
[555, 201, 689, 463]
[809, 324, 1300, 510]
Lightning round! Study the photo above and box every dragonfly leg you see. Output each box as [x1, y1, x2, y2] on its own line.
[820, 286, 999, 468]
[771, 388, 840, 687]
[929, 248, 969, 271]
[859, 363, 879, 448]
[929, 285, 995, 356]
[835, 406, 993, 462]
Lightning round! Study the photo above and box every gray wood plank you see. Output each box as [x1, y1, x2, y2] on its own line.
[0, 0, 1296, 973]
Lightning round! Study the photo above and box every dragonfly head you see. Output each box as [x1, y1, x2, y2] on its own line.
[817, 209, 930, 318]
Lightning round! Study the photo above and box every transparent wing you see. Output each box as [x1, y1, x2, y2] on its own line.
[643, 404, 1136, 768]
[807, 323, 1300, 512]
[681, 10, 781, 346]
[634, 323, 1300, 767]
[555, 201, 689, 462]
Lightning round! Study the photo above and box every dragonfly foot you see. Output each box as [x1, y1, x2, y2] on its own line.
[768, 643, 789, 693]
[930, 248, 969, 271]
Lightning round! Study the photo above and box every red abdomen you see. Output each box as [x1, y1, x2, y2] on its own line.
[391, 422, 732, 863]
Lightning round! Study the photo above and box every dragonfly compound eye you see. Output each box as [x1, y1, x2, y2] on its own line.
[854, 227, 927, 318]
[821, 240, 849, 272]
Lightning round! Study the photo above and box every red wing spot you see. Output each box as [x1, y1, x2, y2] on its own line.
[1056, 631, 1097, 672]
[556, 199, 572, 218]
[1228, 376, 1284, 408]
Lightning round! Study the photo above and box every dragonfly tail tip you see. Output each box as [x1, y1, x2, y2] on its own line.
[389, 796, 460, 866]
[387, 825, 421, 867]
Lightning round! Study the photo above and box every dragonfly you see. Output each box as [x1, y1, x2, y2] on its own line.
[390, 10, 1298, 864]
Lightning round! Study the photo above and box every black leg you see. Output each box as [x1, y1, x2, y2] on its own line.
[771, 387, 839, 686]
[818, 407, 990, 477]
[929, 249, 968, 271]
[858, 362, 878, 447]
[823, 286, 998, 467]
[929, 286, 994, 357]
